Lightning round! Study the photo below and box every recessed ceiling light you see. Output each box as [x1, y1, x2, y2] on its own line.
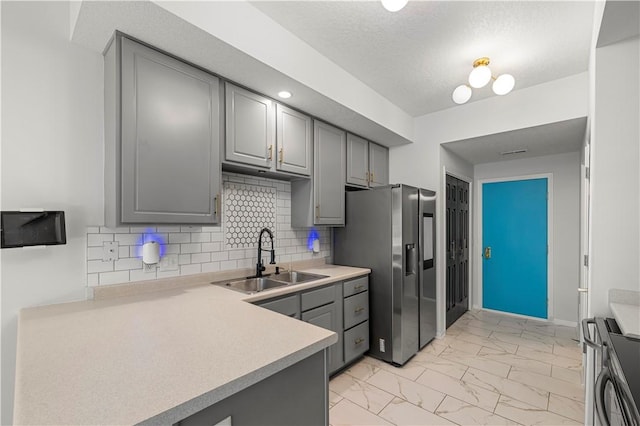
[278, 91, 292, 99]
[500, 149, 528, 156]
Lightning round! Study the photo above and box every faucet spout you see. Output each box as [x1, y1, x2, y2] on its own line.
[256, 227, 276, 277]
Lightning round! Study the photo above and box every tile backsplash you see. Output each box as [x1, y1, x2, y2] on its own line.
[86, 172, 331, 286]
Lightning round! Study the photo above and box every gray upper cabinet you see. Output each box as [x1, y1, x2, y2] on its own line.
[369, 142, 389, 187]
[346, 134, 369, 187]
[314, 121, 346, 225]
[345, 133, 389, 188]
[276, 104, 312, 176]
[225, 83, 275, 169]
[105, 36, 221, 226]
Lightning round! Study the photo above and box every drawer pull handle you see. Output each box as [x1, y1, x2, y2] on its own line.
[354, 338, 365, 345]
[354, 285, 364, 291]
[354, 307, 365, 313]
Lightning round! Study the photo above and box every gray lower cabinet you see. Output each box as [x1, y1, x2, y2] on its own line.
[104, 35, 222, 226]
[254, 275, 369, 375]
[224, 82, 275, 169]
[176, 350, 328, 426]
[292, 121, 346, 226]
[346, 133, 389, 189]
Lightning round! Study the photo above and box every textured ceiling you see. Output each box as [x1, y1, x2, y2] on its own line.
[251, 1, 596, 117]
[441, 117, 587, 165]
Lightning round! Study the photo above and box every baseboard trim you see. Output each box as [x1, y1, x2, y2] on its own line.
[553, 318, 578, 327]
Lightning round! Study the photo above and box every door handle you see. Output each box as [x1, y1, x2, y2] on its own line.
[405, 243, 416, 276]
[484, 246, 491, 259]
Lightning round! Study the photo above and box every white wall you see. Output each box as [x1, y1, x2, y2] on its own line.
[589, 35, 640, 317]
[1, 2, 104, 422]
[474, 152, 582, 324]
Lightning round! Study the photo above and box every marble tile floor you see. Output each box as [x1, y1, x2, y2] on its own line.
[329, 310, 584, 426]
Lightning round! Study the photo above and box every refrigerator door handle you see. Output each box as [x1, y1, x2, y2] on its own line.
[405, 243, 416, 276]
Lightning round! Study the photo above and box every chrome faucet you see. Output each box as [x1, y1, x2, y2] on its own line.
[256, 227, 276, 277]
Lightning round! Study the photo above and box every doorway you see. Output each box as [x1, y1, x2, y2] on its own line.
[482, 177, 549, 319]
[445, 174, 469, 328]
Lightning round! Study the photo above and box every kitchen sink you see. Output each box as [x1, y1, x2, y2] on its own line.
[271, 271, 328, 284]
[212, 271, 328, 294]
[217, 277, 287, 294]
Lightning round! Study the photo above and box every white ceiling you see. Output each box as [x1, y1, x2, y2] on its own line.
[441, 117, 587, 165]
[251, 1, 596, 117]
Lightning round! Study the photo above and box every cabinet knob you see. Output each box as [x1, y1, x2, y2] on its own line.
[268, 145, 273, 161]
[354, 337, 365, 345]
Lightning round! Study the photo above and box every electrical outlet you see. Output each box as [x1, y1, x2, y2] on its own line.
[159, 254, 178, 272]
[103, 241, 119, 261]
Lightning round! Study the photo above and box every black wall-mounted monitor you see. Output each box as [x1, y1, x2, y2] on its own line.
[1, 211, 66, 248]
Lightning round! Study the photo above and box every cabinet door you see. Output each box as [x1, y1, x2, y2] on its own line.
[346, 133, 369, 187]
[302, 302, 341, 374]
[120, 37, 221, 224]
[369, 142, 389, 187]
[225, 83, 275, 168]
[314, 121, 346, 225]
[276, 104, 312, 176]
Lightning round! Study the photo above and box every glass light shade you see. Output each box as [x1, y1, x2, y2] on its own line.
[381, 0, 408, 12]
[468, 65, 492, 88]
[452, 85, 472, 104]
[277, 91, 292, 99]
[492, 74, 515, 95]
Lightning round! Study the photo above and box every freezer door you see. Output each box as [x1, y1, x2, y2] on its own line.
[391, 185, 420, 365]
[419, 189, 437, 348]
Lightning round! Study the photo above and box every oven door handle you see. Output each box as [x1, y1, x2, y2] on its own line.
[582, 318, 601, 351]
[595, 365, 612, 426]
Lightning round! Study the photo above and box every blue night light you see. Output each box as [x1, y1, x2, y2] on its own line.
[135, 228, 167, 259]
[307, 228, 320, 251]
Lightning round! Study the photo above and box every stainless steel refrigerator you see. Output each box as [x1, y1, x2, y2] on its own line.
[334, 184, 436, 366]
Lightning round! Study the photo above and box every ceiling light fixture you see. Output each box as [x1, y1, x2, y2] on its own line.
[277, 91, 292, 99]
[451, 57, 515, 105]
[381, 0, 408, 12]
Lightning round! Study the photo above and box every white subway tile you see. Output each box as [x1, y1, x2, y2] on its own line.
[202, 262, 221, 273]
[178, 254, 191, 265]
[86, 226, 100, 233]
[180, 243, 202, 254]
[118, 246, 129, 258]
[87, 247, 103, 261]
[169, 233, 191, 244]
[237, 258, 254, 269]
[88, 260, 114, 273]
[290, 254, 303, 261]
[191, 252, 211, 263]
[191, 232, 211, 243]
[99, 270, 130, 285]
[201, 226, 220, 232]
[129, 246, 142, 258]
[211, 232, 224, 242]
[100, 226, 130, 234]
[180, 264, 201, 275]
[285, 247, 298, 255]
[210, 251, 229, 262]
[157, 226, 180, 232]
[156, 270, 180, 279]
[115, 257, 142, 271]
[130, 269, 156, 282]
[278, 254, 292, 263]
[220, 260, 237, 271]
[202, 242, 221, 252]
[114, 234, 140, 246]
[228, 250, 246, 260]
[181, 226, 202, 232]
[87, 234, 113, 247]
[129, 226, 153, 233]
[164, 244, 180, 255]
[87, 273, 99, 286]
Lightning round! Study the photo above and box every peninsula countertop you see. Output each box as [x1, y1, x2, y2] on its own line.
[14, 264, 370, 425]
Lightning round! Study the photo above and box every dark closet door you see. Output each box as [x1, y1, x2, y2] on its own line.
[446, 175, 469, 328]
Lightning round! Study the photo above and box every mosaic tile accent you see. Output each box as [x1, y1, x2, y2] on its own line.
[223, 182, 276, 249]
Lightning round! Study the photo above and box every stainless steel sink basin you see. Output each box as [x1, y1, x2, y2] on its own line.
[212, 271, 329, 294]
[216, 277, 287, 294]
[271, 271, 328, 284]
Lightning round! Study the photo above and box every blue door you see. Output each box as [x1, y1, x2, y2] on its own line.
[482, 178, 548, 319]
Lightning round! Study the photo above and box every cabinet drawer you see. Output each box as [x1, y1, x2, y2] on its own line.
[301, 285, 335, 312]
[344, 321, 369, 363]
[343, 276, 368, 297]
[343, 291, 369, 329]
[257, 294, 299, 318]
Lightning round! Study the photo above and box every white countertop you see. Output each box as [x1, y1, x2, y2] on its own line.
[609, 289, 640, 339]
[14, 264, 369, 425]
